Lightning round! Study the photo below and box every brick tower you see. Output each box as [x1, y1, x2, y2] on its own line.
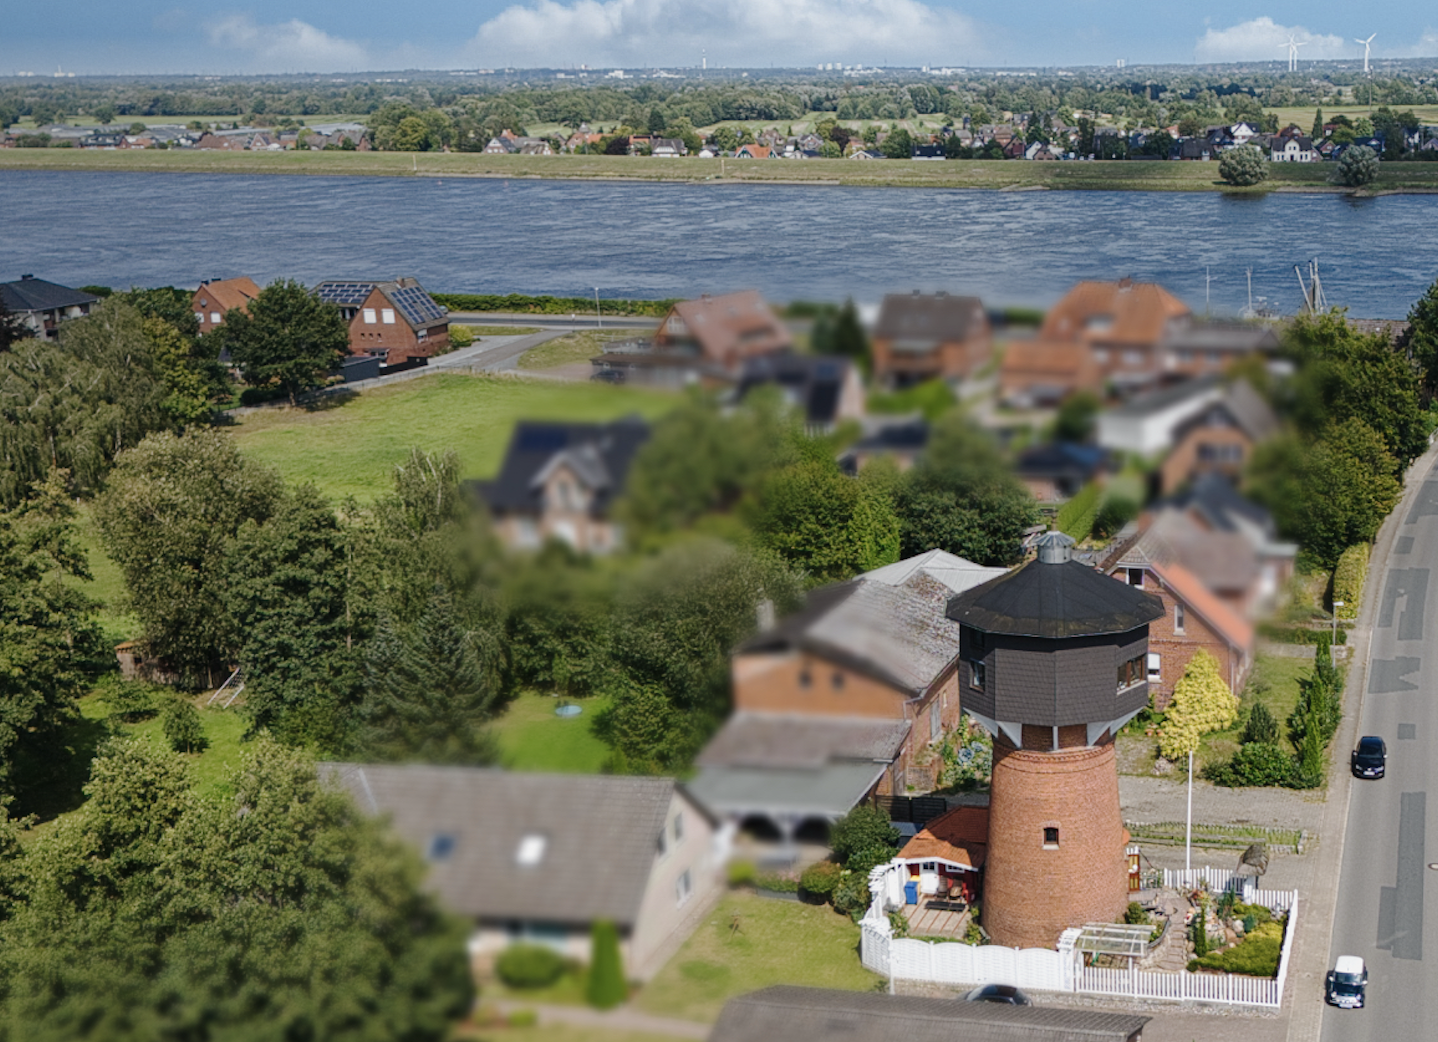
[946, 532, 1164, 949]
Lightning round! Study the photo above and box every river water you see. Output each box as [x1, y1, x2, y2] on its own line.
[3, 170, 1435, 317]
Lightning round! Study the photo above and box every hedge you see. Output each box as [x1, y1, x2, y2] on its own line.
[496, 944, 566, 989]
[1332, 543, 1370, 621]
[431, 292, 679, 317]
[1257, 623, 1347, 646]
[1056, 482, 1102, 542]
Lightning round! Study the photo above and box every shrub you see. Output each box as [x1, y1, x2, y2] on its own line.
[103, 678, 159, 722]
[831, 806, 900, 867]
[586, 920, 627, 1009]
[1219, 145, 1268, 187]
[161, 697, 207, 754]
[1123, 901, 1151, 925]
[507, 1009, 538, 1028]
[1240, 702, 1279, 746]
[1203, 742, 1297, 788]
[1056, 482, 1102, 542]
[496, 944, 566, 989]
[831, 870, 873, 920]
[447, 325, 474, 349]
[1334, 145, 1379, 187]
[754, 870, 799, 894]
[727, 859, 756, 888]
[1256, 623, 1347, 645]
[800, 860, 843, 898]
[1190, 906, 1210, 958]
[1332, 543, 1369, 619]
[1093, 495, 1139, 541]
[1193, 920, 1284, 976]
[1231, 901, 1273, 926]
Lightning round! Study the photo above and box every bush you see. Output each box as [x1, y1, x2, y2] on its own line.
[727, 859, 756, 888]
[831, 870, 872, 920]
[1240, 702, 1279, 746]
[447, 325, 474, 349]
[1219, 145, 1268, 187]
[586, 920, 627, 1009]
[1056, 482, 1102, 542]
[1332, 543, 1369, 620]
[800, 860, 843, 898]
[507, 1009, 538, 1028]
[496, 944, 566, 989]
[1123, 901, 1150, 926]
[754, 870, 799, 894]
[1193, 920, 1284, 976]
[830, 806, 900, 867]
[430, 292, 678, 318]
[1203, 742, 1297, 787]
[102, 678, 160, 722]
[161, 697, 207, 754]
[1256, 623, 1347, 645]
[1092, 495, 1139, 541]
[1334, 145, 1379, 187]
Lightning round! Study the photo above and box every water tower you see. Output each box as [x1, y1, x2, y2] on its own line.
[946, 532, 1164, 949]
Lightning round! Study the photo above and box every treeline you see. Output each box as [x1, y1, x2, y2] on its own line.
[431, 292, 679, 317]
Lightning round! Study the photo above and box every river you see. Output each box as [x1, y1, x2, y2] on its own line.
[3, 170, 1434, 317]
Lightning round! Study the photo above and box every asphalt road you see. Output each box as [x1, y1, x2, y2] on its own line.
[1320, 447, 1438, 1041]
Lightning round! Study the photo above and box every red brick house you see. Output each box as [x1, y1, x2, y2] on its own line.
[191, 276, 261, 335]
[870, 291, 992, 388]
[312, 278, 449, 364]
[652, 291, 791, 370]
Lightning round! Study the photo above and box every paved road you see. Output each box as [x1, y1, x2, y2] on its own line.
[1318, 441, 1438, 1041]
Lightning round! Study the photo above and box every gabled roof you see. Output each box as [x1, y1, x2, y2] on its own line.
[1104, 374, 1223, 420]
[1041, 279, 1190, 347]
[898, 805, 989, 868]
[1102, 507, 1257, 595]
[314, 278, 448, 331]
[874, 291, 987, 348]
[1150, 560, 1254, 652]
[734, 353, 853, 425]
[468, 416, 650, 517]
[710, 987, 1150, 1042]
[1014, 441, 1109, 482]
[658, 291, 791, 364]
[323, 763, 703, 927]
[862, 548, 1006, 595]
[696, 713, 911, 769]
[0, 276, 98, 314]
[1000, 339, 1100, 379]
[193, 276, 261, 314]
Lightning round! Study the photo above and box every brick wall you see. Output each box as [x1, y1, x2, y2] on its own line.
[347, 285, 448, 364]
[1142, 581, 1249, 707]
[983, 739, 1129, 949]
[732, 652, 910, 719]
[1158, 425, 1252, 495]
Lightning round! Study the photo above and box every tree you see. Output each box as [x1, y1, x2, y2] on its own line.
[218, 279, 350, 404]
[1158, 650, 1239, 761]
[160, 696, 206, 753]
[881, 128, 914, 159]
[0, 738, 473, 1039]
[360, 591, 502, 766]
[830, 805, 900, 869]
[97, 430, 283, 685]
[1402, 276, 1438, 399]
[1334, 145, 1379, 188]
[1240, 701, 1279, 746]
[586, 921, 627, 1009]
[1311, 106, 1324, 141]
[92, 104, 116, 126]
[894, 413, 1038, 565]
[0, 297, 30, 351]
[710, 125, 739, 153]
[1218, 144, 1268, 187]
[753, 457, 900, 584]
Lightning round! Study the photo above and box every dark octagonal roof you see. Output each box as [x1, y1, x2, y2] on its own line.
[947, 555, 1164, 639]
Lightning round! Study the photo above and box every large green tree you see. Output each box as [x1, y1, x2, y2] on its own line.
[1402, 276, 1438, 400]
[218, 279, 350, 405]
[0, 738, 472, 1040]
[753, 456, 900, 584]
[97, 430, 283, 686]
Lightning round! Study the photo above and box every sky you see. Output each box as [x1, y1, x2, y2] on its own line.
[6, 2, 1438, 76]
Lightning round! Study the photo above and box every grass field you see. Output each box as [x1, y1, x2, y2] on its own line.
[229, 374, 677, 502]
[1268, 104, 1438, 129]
[12, 146, 1438, 192]
[636, 893, 880, 1023]
[518, 329, 650, 371]
[495, 692, 612, 773]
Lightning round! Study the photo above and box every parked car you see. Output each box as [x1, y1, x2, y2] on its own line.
[1351, 736, 1387, 779]
[1326, 955, 1367, 1008]
[964, 984, 1033, 1006]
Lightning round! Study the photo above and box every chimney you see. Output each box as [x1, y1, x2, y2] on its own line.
[755, 599, 776, 633]
[21, 274, 34, 280]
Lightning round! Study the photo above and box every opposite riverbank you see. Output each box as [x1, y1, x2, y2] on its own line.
[7, 148, 1438, 193]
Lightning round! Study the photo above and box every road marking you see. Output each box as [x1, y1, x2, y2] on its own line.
[1369, 657, 1423, 693]
[1376, 792, 1426, 961]
[1399, 723, 1417, 740]
[1377, 569, 1430, 640]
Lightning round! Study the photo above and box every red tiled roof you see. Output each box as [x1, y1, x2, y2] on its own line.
[898, 805, 988, 869]
[1041, 280, 1191, 347]
[1149, 560, 1254, 652]
[193, 276, 260, 315]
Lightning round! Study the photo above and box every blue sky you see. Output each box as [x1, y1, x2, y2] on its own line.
[6, 2, 1436, 76]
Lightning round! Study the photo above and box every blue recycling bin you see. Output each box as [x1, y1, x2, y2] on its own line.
[904, 880, 919, 905]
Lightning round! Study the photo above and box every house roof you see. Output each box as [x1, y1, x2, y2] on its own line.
[1041, 279, 1190, 347]
[696, 713, 911, 770]
[1104, 374, 1224, 420]
[313, 277, 448, 331]
[1161, 472, 1279, 545]
[1164, 321, 1280, 356]
[874, 291, 987, 349]
[322, 763, 702, 927]
[862, 548, 1006, 596]
[738, 554, 1001, 696]
[468, 415, 650, 517]
[1103, 508, 1258, 595]
[0, 275, 98, 314]
[193, 276, 261, 314]
[898, 805, 989, 869]
[658, 291, 791, 364]
[847, 417, 930, 454]
[687, 762, 889, 820]
[1014, 442, 1109, 482]
[710, 987, 1150, 1042]
[734, 353, 854, 426]
[1150, 560, 1254, 652]
[1000, 339, 1101, 381]
[948, 542, 1164, 639]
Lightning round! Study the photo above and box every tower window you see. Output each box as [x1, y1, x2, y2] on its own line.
[970, 662, 986, 691]
[1043, 827, 1060, 849]
[1127, 568, 1144, 587]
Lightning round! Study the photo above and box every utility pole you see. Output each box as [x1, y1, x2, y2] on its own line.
[594, 288, 602, 328]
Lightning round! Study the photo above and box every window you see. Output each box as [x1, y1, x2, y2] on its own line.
[209, 311, 221, 324]
[1147, 652, 1162, 683]
[657, 826, 668, 855]
[676, 869, 693, 906]
[799, 670, 812, 689]
[1043, 827, 1060, 848]
[970, 662, 985, 691]
[381, 308, 396, 324]
[362, 307, 377, 324]
[673, 812, 684, 843]
[1174, 604, 1186, 634]
[930, 700, 941, 743]
[427, 833, 457, 862]
[194, 311, 204, 324]
[970, 629, 986, 654]
[1118, 654, 1146, 691]
[1127, 567, 1144, 587]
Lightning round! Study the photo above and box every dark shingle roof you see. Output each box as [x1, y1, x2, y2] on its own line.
[0, 276, 98, 314]
[735, 353, 852, 426]
[874, 291, 986, 346]
[1014, 442, 1108, 482]
[948, 540, 1164, 639]
[323, 763, 699, 927]
[467, 416, 650, 517]
[710, 987, 1150, 1042]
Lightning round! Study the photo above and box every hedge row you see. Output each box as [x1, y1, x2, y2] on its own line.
[1257, 623, 1347, 646]
[1332, 543, 1370, 621]
[431, 292, 679, 317]
[1056, 482, 1102, 542]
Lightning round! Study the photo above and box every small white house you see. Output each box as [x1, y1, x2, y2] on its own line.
[1096, 375, 1225, 457]
[1270, 135, 1317, 163]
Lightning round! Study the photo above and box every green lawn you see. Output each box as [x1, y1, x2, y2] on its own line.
[495, 692, 613, 773]
[71, 504, 139, 645]
[519, 330, 650, 371]
[83, 687, 251, 799]
[1196, 654, 1312, 769]
[229, 374, 677, 502]
[636, 893, 881, 1023]
[463, 325, 542, 337]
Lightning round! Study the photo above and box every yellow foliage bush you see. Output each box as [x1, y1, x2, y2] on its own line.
[1158, 649, 1239, 761]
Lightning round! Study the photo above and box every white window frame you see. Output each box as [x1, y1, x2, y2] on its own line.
[1147, 652, 1162, 684]
[362, 307, 377, 324]
[970, 661, 985, 690]
[209, 311, 221, 324]
[675, 869, 693, 907]
[1174, 603, 1186, 634]
[381, 307, 396, 324]
[194, 311, 205, 324]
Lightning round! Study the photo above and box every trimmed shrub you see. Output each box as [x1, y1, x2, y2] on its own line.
[586, 920, 627, 1010]
[1093, 495, 1139, 541]
[726, 859, 756, 888]
[1332, 543, 1369, 619]
[447, 325, 474, 349]
[830, 806, 900, 867]
[1203, 742, 1298, 788]
[1056, 482, 1102, 542]
[430, 292, 678, 318]
[1257, 623, 1347, 645]
[496, 944, 566, 989]
[800, 860, 843, 899]
[1193, 920, 1284, 976]
[1123, 901, 1150, 925]
[831, 871, 872, 921]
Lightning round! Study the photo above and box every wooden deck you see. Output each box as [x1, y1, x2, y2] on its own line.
[902, 897, 971, 939]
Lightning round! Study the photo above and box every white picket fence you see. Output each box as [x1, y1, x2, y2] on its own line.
[863, 930, 1074, 991]
[1078, 964, 1278, 1005]
[1162, 867, 1296, 912]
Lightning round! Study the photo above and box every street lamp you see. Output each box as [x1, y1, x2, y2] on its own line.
[1333, 601, 1344, 644]
[594, 287, 602, 329]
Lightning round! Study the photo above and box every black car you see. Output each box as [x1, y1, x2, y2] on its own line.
[964, 984, 1033, 1006]
[1351, 736, 1386, 779]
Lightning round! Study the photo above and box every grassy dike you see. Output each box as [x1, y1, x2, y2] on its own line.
[8, 146, 1438, 192]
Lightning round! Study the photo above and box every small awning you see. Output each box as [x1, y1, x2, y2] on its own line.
[1073, 922, 1154, 959]
[687, 763, 887, 821]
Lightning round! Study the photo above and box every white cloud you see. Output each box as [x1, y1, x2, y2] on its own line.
[208, 15, 370, 73]
[1194, 17, 1346, 64]
[470, 0, 980, 68]
[1388, 30, 1438, 59]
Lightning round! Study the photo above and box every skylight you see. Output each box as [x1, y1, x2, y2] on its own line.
[516, 834, 547, 867]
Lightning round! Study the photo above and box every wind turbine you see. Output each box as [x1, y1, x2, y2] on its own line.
[1285, 35, 1307, 73]
[1355, 33, 1376, 75]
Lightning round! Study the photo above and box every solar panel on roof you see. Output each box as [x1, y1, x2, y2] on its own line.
[516, 427, 569, 452]
[315, 282, 376, 306]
